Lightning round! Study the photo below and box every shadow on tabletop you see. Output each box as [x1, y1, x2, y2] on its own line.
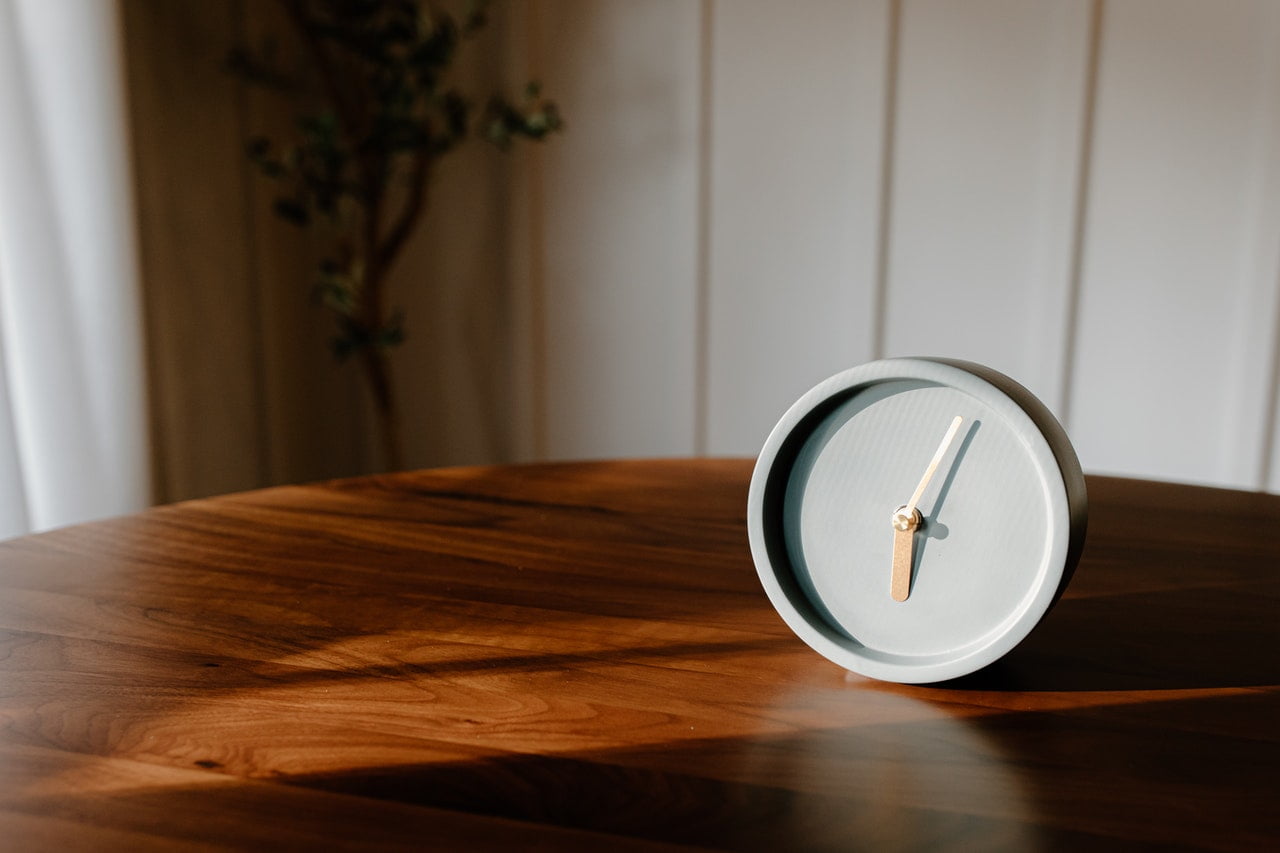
[930, 581, 1280, 693]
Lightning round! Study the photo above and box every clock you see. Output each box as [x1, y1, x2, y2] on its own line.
[747, 358, 1088, 684]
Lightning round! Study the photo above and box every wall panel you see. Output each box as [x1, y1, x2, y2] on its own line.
[1070, 0, 1280, 488]
[704, 0, 890, 456]
[882, 0, 1093, 413]
[535, 0, 702, 459]
[122, 0, 268, 502]
[240, 2, 374, 486]
[390, 16, 514, 470]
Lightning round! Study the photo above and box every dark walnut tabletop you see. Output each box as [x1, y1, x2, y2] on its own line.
[1, 459, 1276, 851]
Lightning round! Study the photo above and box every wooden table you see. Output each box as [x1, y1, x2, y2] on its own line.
[1, 460, 1276, 850]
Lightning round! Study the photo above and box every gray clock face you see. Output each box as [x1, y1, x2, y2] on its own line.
[749, 359, 1087, 684]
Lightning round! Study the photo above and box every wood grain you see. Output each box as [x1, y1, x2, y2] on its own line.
[0, 460, 1276, 850]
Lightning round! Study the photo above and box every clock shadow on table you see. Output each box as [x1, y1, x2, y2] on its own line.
[932, 580, 1280, 692]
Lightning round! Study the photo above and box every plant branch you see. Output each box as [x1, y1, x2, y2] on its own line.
[360, 346, 403, 472]
[377, 149, 431, 276]
[362, 180, 386, 332]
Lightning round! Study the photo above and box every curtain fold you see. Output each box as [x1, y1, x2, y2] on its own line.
[0, 0, 150, 537]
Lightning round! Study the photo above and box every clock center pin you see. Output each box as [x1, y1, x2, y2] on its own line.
[892, 506, 921, 531]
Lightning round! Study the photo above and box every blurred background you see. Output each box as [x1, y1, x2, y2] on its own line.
[3, 0, 1280, 538]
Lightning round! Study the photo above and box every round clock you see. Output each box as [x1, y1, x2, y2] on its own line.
[747, 357, 1088, 684]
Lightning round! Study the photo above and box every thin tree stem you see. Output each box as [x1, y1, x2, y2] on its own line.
[378, 151, 431, 274]
[361, 345, 404, 472]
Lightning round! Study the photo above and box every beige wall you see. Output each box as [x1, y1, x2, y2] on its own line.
[516, 0, 1280, 492]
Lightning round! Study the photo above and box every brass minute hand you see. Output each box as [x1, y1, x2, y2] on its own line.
[891, 415, 963, 602]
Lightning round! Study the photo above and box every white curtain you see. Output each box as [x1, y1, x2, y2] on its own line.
[0, 0, 149, 538]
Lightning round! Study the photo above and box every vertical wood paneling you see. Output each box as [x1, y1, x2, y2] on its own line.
[882, 0, 1093, 412]
[535, 0, 702, 459]
[240, 2, 374, 486]
[383, 16, 512, 470]
[1243, 1, 1280, 493]
[394, 141, 512, 469]
[1251, 14, 1280, 493]
[499, 0, 544, 463]
[122, 0, 268, 502]
[704, 0, 890, 456]
[1220, 0, 1280, 491]
[1070, 0, 1280, 488]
